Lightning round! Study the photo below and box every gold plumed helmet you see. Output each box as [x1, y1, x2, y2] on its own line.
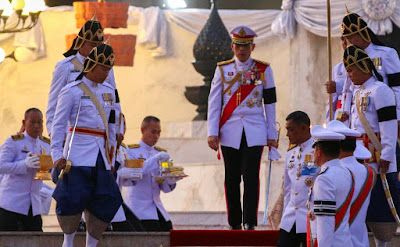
[76, 40, 115, 81]
[84, 39, 115, 73]
[341, 11, 371, 43]
[343, 45, 371, 73]
[64, 14, 104, 57]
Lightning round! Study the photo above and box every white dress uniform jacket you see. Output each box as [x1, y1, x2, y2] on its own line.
[351, 77, 398, 173]
[281, 137, 319, 233]
[340, 156, 372, 247]
[124, 140, 175, 221]
[0, 132, 50, 216]
[364, 43, 400, 120]
[50, 76, 117, 169]
[325, 62, 347, 123]
[312, 159, 353, 247]
[208, 57, 277, 149]
[46, 52, 120, 136]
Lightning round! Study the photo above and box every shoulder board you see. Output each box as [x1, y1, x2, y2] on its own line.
[102, 81, 114, 90]
[39, 136, 50, 144]
[128, 144, 140, 149]
[319, 166, 329, 175]
[155, 146, 167, 152]
[253, 59, 270, 66]
[120, 143, 126, 148]
[287, 144, 297, 151]
[217, 59, 235, 66]
[58, 55, 75, 65]
[11, 134, 24, 141]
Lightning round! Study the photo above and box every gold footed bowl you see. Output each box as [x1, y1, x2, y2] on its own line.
[125, 159, 144, 168]
[34, 155, 54, 180]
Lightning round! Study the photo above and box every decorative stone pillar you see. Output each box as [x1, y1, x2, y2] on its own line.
[185, 0, 233, 120]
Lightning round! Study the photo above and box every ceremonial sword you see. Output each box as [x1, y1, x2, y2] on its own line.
[263, 122, 281, 225]
[58, 99, 83, 179]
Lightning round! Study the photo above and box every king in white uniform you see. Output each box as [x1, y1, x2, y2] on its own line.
[207, 25, 277, 230]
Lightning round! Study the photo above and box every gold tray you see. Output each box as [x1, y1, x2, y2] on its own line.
[34, 154, 54, 180]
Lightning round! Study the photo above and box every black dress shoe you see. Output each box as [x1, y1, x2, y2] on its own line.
[229, 224, 242, 230]
[245, 224, 255, 230]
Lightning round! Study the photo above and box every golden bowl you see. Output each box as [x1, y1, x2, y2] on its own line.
[125, 159, 144, 168]
[34, 154, 54, 180]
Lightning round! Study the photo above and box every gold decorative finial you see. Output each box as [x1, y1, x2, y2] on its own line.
[91, 12, 98, 22]
[104, 37, 111, 45]
[345, 4, 350, 15]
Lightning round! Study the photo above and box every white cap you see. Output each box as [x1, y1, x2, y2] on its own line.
[326, 120, 361, 138]
[354, 142, 372, 160]
[230, 26, 257, 45]
[311, 125, 346, 144]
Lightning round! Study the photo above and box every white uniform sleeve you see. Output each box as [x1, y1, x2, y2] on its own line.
[313, 175, 336, 247]
[283, 151, 291, 210]
[46, 62, 69, 136]
[374, 85, 398, 162]
[160, 180, 176, 193]
[383, 49, 400, 120]
[0, 139, 28, 174]
[263, 66, 278, 140]
[207, 67, 223, 137]
[50, 87, 75, 163]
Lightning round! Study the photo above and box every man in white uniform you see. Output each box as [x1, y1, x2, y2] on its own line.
[0, 108, 50, 231]
[308, 125, 353, 247]
[124, 116, 182, 231]
[327, 120, 375, 247]
[278, 111, 318, 246]
[207, 25, 278, 230]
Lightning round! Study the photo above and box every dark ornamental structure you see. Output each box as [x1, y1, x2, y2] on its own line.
[185, 0, 233, 120]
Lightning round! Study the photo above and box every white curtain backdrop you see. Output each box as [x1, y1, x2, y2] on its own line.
[272, 0, 400, 39]
[2, 1, 400, 59]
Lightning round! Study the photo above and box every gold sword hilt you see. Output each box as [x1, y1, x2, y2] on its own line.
[58, 160, 72, 180]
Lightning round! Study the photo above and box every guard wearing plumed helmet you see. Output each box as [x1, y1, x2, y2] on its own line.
[51, 40, 122, 247]
[344, 44, 400, 247]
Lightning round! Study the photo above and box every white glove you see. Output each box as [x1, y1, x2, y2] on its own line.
[268, 147, 281, 161]
[25, 152, 40, 169]
[154, 151, 170, 162]
[117, 167, 143, 180]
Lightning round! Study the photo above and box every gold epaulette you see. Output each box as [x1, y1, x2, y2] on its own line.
[253, 59, 270, 66]
[217, 58, 235, 66]
[155, 146, 167, 152]
[39, 136, 50, 144]
[11, 134, 24, 141]
[120, 143, 126, 148]
[128, 144, 140, 149]
[287, 144, 297, 151]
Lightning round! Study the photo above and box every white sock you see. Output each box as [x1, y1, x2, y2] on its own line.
[374, 238, 388, 247]
[62, 232, 76, 247]
[85, 232, 99, 247]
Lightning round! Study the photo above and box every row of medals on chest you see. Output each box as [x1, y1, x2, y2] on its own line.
[227, 65, 264, 108]
[288, 146, 315, 187]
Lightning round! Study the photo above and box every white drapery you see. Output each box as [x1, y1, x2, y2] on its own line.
[2, 1, 400, 60]
[272, 0, 400, 40]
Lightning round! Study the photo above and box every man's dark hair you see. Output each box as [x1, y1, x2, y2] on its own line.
[340, 139, 356, 152]
[315, 141, 341, 158]
[286, 111, 310, 126]
[141, 116, 160, 129]
[24, 108, 42, 120]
